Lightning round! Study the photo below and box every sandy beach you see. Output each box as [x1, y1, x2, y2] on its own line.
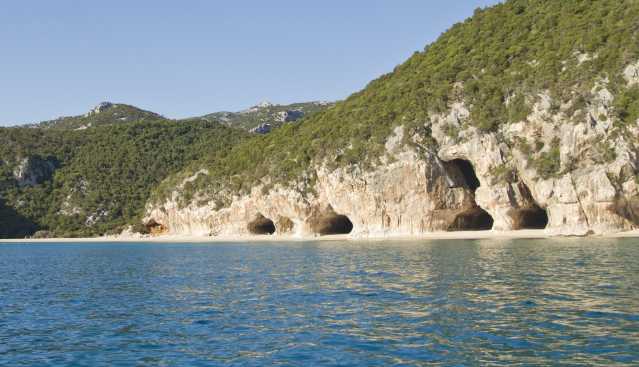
[2, 229, 638, 243]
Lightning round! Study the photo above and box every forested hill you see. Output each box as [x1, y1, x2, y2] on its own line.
[0, 98, 327, 238]
[38, 102, 164, 130]
[0, 113, 248, 238]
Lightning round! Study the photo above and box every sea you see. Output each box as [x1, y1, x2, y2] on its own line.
[1, 238, 638, 366]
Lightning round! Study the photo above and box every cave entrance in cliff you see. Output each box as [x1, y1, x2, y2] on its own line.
[248, 214, 276, 235]
[444, 159, 493, 230]
[145, 220, 167, 236]
[450, 159, 481, 191]
[313, 214, 354, 235]
[448, 207, 494, 231]
[511, 206, 549, 230]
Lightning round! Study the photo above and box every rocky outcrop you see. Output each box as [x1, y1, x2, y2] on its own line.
[430, 88, 638, 236]
[275, 110, 304, 123]
[624, 61, 639, 86]
[85, 102, 114, 117]
[205, 101, 332, 133]
[249, 123, 273, 134]
[12, 156, 57, 187]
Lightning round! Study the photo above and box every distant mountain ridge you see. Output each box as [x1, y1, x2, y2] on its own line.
[29, 100, 333, 134]
[38, 102, 164, 130]
[201, 101, 333, 133]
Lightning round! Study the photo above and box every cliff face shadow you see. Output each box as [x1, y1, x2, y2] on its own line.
[0, 199, 37, 238]
[450, 159, 481, 191]
[610, 196, 639, 225]
[509, 182, 549, 230]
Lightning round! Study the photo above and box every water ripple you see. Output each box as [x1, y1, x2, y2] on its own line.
[0, 238, 638, 365]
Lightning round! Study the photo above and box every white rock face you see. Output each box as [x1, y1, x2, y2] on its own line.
[145, 90, 639, 238]
[145, 142, 477, 238]
[85, 102, 113, 117]
[13, 157, 56, 187]
[624, 61, 639, 86]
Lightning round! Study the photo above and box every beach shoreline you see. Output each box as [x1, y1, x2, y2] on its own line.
[2, 229, 638, 243]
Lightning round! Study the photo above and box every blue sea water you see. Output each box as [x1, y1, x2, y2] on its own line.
[1, 238, 638, 366]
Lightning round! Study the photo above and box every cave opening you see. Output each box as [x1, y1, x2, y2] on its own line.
[448, 207, 494, 231]
[145, 220, 167, 235]
[248, 213, 276, 235]
[313, 214, 354, 235]
[450, 159, 481, 191]
[511, 206, 549, 229]
[444, 158, 493, 230]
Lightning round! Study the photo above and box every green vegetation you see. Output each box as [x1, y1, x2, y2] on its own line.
[202, 101, 332, 131]
[614, 86, 639, 124]
[4, 0, 639, 237]
[490, 163, 517, 184]
[531, 138, 561, 179]
[1, 116, 248, 238]
[161, 0, 639, 205]
[39, 103, 163, 130]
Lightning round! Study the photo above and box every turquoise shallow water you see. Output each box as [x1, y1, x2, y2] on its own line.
[1, 239, 638, 366]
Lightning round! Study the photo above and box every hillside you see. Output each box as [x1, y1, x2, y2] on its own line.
[0, 110, 249, 238]
[146, 0, 639, 238]
[38, 102, 164, 130]
[202, 101, 332, 133]
[3, 0, 639, 239]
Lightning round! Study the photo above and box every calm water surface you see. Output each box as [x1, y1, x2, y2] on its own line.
[1, 239, 638, 366]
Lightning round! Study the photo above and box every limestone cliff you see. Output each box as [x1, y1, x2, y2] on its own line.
[144, 66, 639, 238]
[143, 1, 639, 238]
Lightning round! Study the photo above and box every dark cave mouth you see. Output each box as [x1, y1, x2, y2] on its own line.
[315, 214, 354, 235]
[444, 158, 493, 230]
[450, 159, 481, 191]
[448, 207, 494, 231]
[248, 214, 276, 235]
[511, 206, 549, 230]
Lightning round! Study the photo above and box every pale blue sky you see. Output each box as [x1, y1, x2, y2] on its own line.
[0, 0, 500, 126]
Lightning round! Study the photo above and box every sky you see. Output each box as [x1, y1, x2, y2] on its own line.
[0, 0, 500, 126]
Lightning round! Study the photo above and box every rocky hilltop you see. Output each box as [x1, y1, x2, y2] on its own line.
[202, 101, 333, 133]
[145, 0, 639, 238]
[38, 102, 164, 130]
